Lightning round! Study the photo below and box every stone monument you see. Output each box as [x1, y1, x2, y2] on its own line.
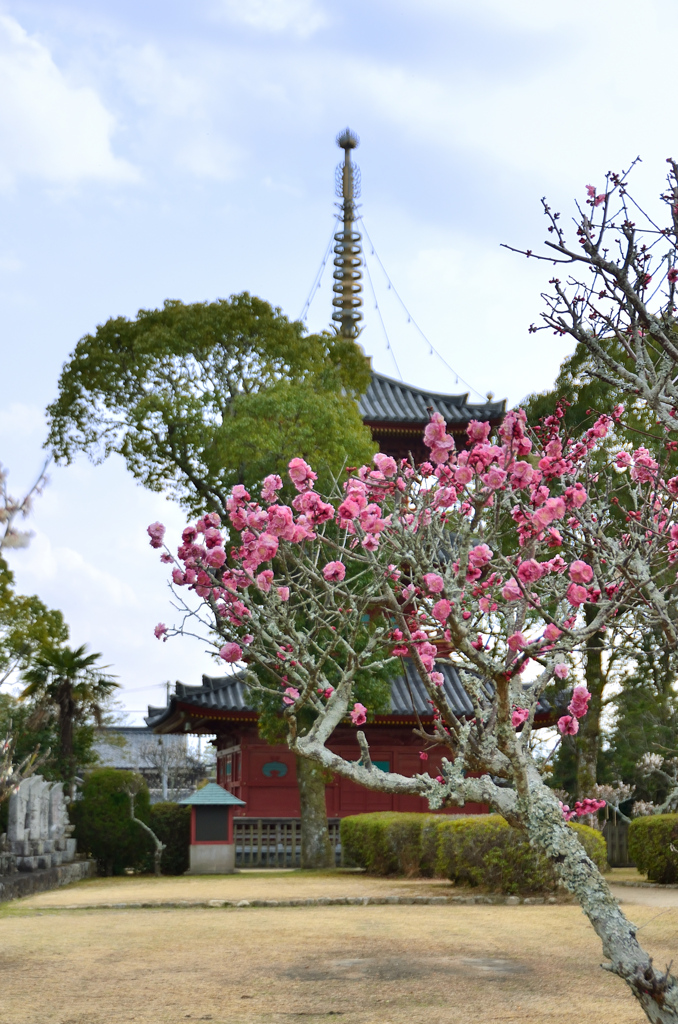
[2, 775, 76, 873]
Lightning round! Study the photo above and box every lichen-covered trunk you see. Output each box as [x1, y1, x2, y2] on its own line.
[576, 605, 604, 798]
[523, 769, 678, 1022]
[296, 755, 333, 869]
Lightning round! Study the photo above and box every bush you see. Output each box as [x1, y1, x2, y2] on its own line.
[341, 812, 439, 875]
[435, 815, 607, 894]
[628, 814, 678, 883]
[340, 811, 608, 893]
[149, 802, 191, 875]
[70, 768, 153, 876]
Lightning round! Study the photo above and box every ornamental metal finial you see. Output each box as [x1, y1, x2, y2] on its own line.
[332, 128, 363, 339]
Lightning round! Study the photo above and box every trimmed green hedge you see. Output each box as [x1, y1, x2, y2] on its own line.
[340, 811, 608, 893]
[149, 802, 191, 875]
[71, 768, 153, 876]
[435, 815, 607, 894]
[628, 814, 678, 883]
[341, 812, 440, 875]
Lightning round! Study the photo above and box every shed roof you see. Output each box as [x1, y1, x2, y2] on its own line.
[359, 372, 505, 426]
[180, 782, 245, 806]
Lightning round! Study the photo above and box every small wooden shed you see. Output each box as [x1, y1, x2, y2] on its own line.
[180, 782, 245, 874]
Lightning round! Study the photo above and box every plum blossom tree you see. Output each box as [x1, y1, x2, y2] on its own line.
[148, 162, 678, 1020]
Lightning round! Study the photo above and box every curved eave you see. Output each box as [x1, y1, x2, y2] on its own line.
[148, 701, 557, 734]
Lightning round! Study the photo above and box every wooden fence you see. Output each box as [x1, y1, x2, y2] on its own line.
[234, 818, 342, 867]
[603, 821, 634, 867]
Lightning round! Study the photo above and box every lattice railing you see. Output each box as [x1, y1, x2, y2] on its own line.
[233, 818, 341, 867]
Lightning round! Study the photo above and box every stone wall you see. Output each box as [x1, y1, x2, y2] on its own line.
[0, 859, 96, 902]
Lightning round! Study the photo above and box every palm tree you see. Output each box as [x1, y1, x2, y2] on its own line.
[20, 644, 118, 785]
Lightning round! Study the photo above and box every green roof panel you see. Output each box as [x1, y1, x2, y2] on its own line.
[180, 782, 246, 806]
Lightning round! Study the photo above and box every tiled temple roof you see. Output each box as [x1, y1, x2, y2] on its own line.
[358, 372, 505, 427]
[146, 660, 554, 731]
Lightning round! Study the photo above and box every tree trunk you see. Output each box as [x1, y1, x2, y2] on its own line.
[576, 604, 604, 798]
[296, 755, 333, 868]
[58, 683, 75, 786]
[524, 768, 678, 1022]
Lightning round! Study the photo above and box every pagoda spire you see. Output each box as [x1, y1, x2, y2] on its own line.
[332, 128, 363, 339]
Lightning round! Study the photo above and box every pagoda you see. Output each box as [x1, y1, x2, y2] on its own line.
[330, 128, 505, 460]
[145, 132, 520, 825]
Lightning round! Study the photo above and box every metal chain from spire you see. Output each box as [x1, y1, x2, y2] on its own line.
[332, 128, 363, 339]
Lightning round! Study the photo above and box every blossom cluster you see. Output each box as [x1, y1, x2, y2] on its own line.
[560, 798, 606, 822]
[148, 397, 678, 766]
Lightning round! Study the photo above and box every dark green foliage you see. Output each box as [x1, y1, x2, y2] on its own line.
[340, 812, 439, 875]
[0, 556, 68, 685]
[0, 691, 98, 785]
[628, 814, 678, 883]
[341, 811, 608, 892]
[70, 768, 153, 876]
[20, 644, 118, 785]
[148, 802, 191, 875]
[46, 293, 376, 516]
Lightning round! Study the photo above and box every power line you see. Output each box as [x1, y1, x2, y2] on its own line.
[361, 250, 403, 381]
[298, 223, 336, 322]
[359, 220, 489, 402]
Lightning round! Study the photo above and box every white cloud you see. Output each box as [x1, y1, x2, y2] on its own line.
[0, 15, 137, 188]
[0, 402, 45, 438]
[214, 0, 328, 37]
[116, 44, 243, 180]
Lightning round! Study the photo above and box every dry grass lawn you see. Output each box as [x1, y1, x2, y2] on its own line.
[1, 891, 676, 1024]
[10, 868, 453, 909]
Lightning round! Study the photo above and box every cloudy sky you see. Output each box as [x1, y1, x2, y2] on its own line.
[1, 0, 676, 721]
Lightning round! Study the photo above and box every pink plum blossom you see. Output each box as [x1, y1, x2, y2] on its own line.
[154, 623, 167, 639]
[512, 708, 530, 728]
[469, 543, 493, 567]
[261, 474, 283, 502]
[432, 599, 452, 622]
[256, 570, 274, 592]
[557, 715, 579, 736]
[566, 583, 588, 607]
[147, 522, 166, 549]
[206, 547, 226, 568]
[467, 420, 491, 443]
[253, 533, 279, 563]
[483, 466, 507, 489]
[569, 685, 591, 718]
[373, 453, 398, 477]
[277, 587, 290, 601]
[219, 642, 243, 662]
[569, 560, 594, 584]
[323, 561, 346, 582]
[543, 624, 562, 642]
[502, 579, 523, 602]
[350, 702, 367, 726]
[508, 632, 527, 651]
[430, 672, 444, 687]
[510, 462, 534, 488]
[454, 466, 473, 486]
[422, 572, 444, 593]
[288, 457, 317, 491]
[554, 663, 569, 680]
[517, 559, 544, 584]
[283, 687, 300, 705]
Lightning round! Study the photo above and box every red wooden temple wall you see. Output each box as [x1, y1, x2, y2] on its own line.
[215, 724, 487, 817]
